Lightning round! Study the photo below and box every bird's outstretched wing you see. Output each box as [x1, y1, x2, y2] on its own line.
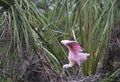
[66, 41, 84, 52]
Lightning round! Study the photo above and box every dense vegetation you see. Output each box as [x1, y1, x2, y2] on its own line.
[0, 0, 120, 82]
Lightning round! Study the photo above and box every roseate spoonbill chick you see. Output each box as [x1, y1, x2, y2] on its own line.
[61, 40, 90, 78]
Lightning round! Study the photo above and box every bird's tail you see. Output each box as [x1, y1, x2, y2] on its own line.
[85, 53, 90, 56]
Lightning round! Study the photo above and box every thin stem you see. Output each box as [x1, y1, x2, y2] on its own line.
[72, 30, 77, 41]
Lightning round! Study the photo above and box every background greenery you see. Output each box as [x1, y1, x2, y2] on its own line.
[0, 0, 120, 81]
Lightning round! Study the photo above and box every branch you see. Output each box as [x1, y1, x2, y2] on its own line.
[0, 69, 13, 79]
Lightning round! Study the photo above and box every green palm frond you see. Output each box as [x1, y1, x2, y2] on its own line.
[0, 0, 120, 81]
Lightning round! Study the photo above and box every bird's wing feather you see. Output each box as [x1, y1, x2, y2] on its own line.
[66, 42, 84, 52]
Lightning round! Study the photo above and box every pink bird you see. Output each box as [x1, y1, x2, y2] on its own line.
[61, 40, 90, 77]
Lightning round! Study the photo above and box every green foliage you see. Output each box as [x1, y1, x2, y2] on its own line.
[0, 0, 61, 81]
[35, 0, 119, 76]
[0, 0, 120, 81]
[0, 76, 14, 82]
[104, 68, 120, 82]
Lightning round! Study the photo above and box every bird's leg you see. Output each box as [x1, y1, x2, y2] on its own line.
[74, 64, 83, 80]
[77, 65, 83, 79]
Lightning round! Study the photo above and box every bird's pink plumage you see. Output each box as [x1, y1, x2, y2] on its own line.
[61, 40, 83, 54]
[61, 40, 90, 69]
